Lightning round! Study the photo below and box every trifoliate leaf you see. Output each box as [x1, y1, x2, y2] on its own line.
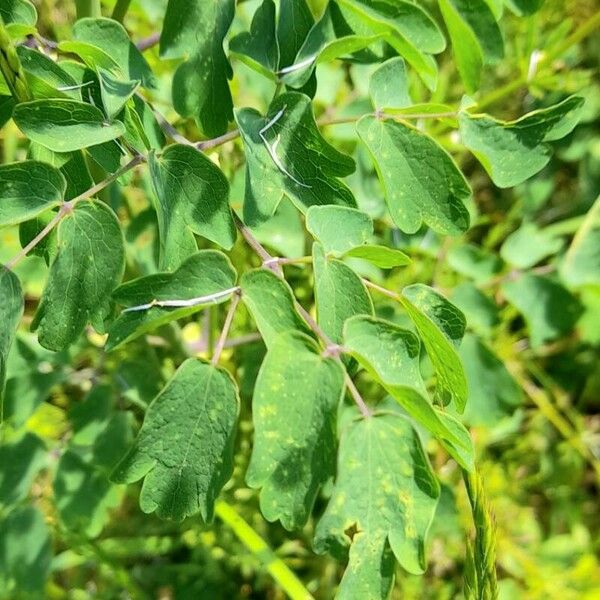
[500, 222, 564, 269]
[229, 0, 279, 79]
[314, 413, 440, 598]
[369, 57, 412, 110]
[149, 144, 236, 270]
[107, 250, 237, 351]
[447, 243, 502, 283]
[160, 0, 235, 137]
[236, 92, 356, 225]
[277, 0, 314, 70]
[459, 96, 585, 187]
[32, 201, 125, 351]
[343, 315, 473, 469]
[240, 269, 312, 348]
[345, 245, 411, 268]
[358, 115, 471, 235]
[72, 17, 155, 87]
[247, 331, 345, 530]
[400, 284, 468, 411]
[0, 433, 46, 507]
[313, 242, 373, 343]
[502, 274, 581, 348]
[97, 68, 139, 119]
[306, 205, 373, 255]
[0, 160, 65, 226]
[112, 359, 239, 522]
[13, 99, 125, 152]
[0, 268, 24, 404]
[560, 195, 600, 288]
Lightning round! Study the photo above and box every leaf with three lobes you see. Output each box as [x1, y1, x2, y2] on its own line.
[160, 0, 234, 137]
[32, 201, 125, 351]
[0, 160, 65, 226]
[112, 359, 239, 522]
[107, 250, 237, 351]
[357, 115, 471, 235]
[13, 99, 125, 152]
[247, 331, 345, 530]
[306, 205, 373, 255]
[236, 92, 356, 226]
[459, 96, 585, 187]
[343, 316, 473, 470]
[240, 269, 312, 348]
[229, 0, 279, 79]
[314, 413, 440, 599]
[149, 144, 236, 271]
[400, 284, 468, 412]
[0, 268, 24, 404]
[313, 242, 373, 343]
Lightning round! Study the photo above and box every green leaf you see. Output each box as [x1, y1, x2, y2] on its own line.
[306, 205, 373, 255]
[32, 201, 125, 351]
[57, 40, 120, 73]
[112, 359, 239, 522]
[450, 282, 499, 336]
[459, 96, 585, 188]
[236, 92, 356, 225]
[107, 250, 237, 351]
[369, 57, 412, 110]
[313, 242, 373, 343]
[229, 0, 279, 79]
[247, 331, 345, 530]
[0, 0, 37, 26]
[560, 195, 600, 288]
[343, 315, 473, 469]
[401, 284, 468, 411]
[277, 0, 314, 69]
[13, 99, 125, 152]
[160, 0, 235, 137]
[345, 245, 411, 268]
[314, 413, 440, 597]
[502, 274, 581, 348]
[505, 0, 545, 16]
[500, 222, 564, 269]
[0, 160, 65, 225]
[240, 269, 312, 348]
[0, 268, 24, 405]
[0, 433, 46, 507]
[149, 144, 236, 270]
[97, 68, 140, 119]
[72, 17, 155, 88]
[357, 115, 471, 235]
[460, 333, 522, 426]
[447, 243, 502, 283]
[438, 0, 484, 94]
[0, 506, 52, 595]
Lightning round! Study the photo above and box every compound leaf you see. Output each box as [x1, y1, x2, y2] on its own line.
[357, 115, 471, 235]
[247, 331, 345, 530]
[112, 359, 239, 522]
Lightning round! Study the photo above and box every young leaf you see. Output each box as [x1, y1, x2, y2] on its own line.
[160, 0, 235, 137]
[111, 359, 239, 522]
[149, 144, 236, 270]
[0, 267, 24, 404]
[345, 245, 411, 268]
[247, 331, 345, 530]
[240, 269, 312, 348]
[369, 57, 412, 110]
[343, 315, 473, 469]
[313, 242, 373, 343]
[0, 160, 65, 225]
[32, 202, 125, 351]
[306, 205, 373, 255]
[229, 0, 279, 79]
[13, 99, 125, 152]
[314, 413, 440, 597]
[97, 68, 140, 119]
[357, 115, 471, 235]
[236, 92, 356, 225]
[459, 96, 585, 187]
[107, 250, 237, 351]
[400, 284, 468, 411]
[500, 222, 564, 269]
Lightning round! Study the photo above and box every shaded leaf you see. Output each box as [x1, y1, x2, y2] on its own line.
[98, 68, 139, 119]
[447, 243, 502, 283]
[501, 222, 564, 269]
[451, 282, 499, 336]
[0, 268, 24, 405]
[277, 0, 314, 69]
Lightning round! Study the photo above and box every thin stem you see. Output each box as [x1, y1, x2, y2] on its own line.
[136, 32, 161, 52]
[344, 373, 372, 418]
[75, 0, 101, 19]
[361, 277, 401, 301]
[211, 291, 241, 366]
[197, 129, 240, 150]
[215, 501, 315, 600]
[233, 212, 274, 263]
[111, 0, 132, 22]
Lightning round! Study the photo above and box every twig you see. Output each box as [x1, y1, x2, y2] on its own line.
[211, 291, 241, 366]
[136, 32, 161, 52]
[196, 129, 240, 150]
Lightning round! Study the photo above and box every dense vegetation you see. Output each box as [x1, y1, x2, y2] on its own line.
[0, 0, 599, 598]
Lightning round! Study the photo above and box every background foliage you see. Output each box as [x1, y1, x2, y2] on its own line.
[0, 0, 599, 599]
